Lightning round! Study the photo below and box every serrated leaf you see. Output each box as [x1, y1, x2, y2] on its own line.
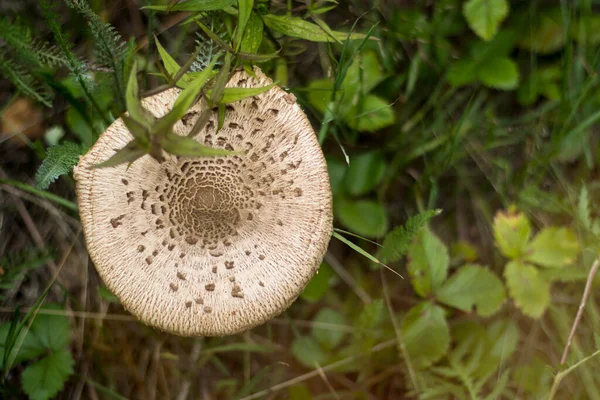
[525, 227, 579, 268]
[21, 350, 74, 400]
[291, 336, 326, 368]
[158, 133, 234, 157]
[0, 323, 45, 369]
[312, 308, 347, 350]
[378, 209, 442, 264]
[301, 262, 335, 303]
[219, 83, 276, 104]
[463, 0, 509, 41]
[144, 0, 236, 11]
[35, 142, 82, 189]
[401, 302, 450, 368]
[504, 261, 550, 318]
[335, 198, 388, 239]
[344, 151, 385, 196]
[437, 265, 506, 317]
[477, 57, 519, 90]
[262, 14, 368, 43]
[493, 208, 531, 259]
[406, 227, 449, 297]
[29, 305, 72, 352]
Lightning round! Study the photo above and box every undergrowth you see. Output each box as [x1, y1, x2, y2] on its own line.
[1, 0, 600, 399]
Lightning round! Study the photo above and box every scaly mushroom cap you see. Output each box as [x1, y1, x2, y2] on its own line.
[74, 68, 333, 336]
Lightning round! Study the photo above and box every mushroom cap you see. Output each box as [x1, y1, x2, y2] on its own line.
[74, 68, 333, 336]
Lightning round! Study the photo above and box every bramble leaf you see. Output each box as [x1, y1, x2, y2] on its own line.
[406, 227, 449, 297]
[493, 208, 531, 259]
[477, 57, 519, 90]
[312, 308, 347, 350]
[21, 350, 74, 400]
[525, 227, 579, 268]
[401, 302, 450, 368]
[504, 261, 550, 318]
[344, 151, 385, 196]
[463, 0, 509, 41]
[437, 265, 506, 317]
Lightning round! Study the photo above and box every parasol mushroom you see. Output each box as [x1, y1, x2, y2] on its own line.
[74, 68, 333, 336]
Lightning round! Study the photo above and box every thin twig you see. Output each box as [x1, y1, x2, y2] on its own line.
[560, 256, 600, 365]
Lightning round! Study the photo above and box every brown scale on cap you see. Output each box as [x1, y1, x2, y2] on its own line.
[74, 67, 333, 336]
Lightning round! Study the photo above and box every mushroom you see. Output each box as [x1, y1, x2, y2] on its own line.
[74, 67, 333, 336]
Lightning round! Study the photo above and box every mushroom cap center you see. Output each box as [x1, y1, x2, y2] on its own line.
[161, 161, 251, 248]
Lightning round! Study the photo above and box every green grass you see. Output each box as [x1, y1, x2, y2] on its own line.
[1, 0, 600, 399]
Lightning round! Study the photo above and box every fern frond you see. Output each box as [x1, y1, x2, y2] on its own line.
[0, 56, 52, 107]
[35, 142, 82, 190]
[0, 17, 67, 68]
[378, 209, 443, 263]
[190, 17, 227, 72]
[64, 0, 128, 107]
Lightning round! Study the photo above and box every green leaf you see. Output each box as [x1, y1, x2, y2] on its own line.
[463, 0, 509, 41]
[493, 208, 531, 259]
[154, 60, 216, 134]
[326, 157, 347, 196]
[378, 209, 442, 263]
[344, 151, 385, 196]
[312, 308, 347, 350]
[144, 0, 236, 11]
[335, 198, 388, 239]
[346, 95, 395, 132]
[219, 83, 275, 104]
[262, 14, 368, 43]
[234, 0, 253, 52]
[332, 232, 385, 267]
[578, 186, 592, 231]
[524, 227, 579, 268]
[572, 15, 600, 45]
[158, 133, 234, 157]
[291, 336, 326, 368]
[401, 302, 450, 368]
[29, 305, 71, 352]
[208, 52, 232, 106]
[477, 57, 519, 90]
[354, 299, 384, 351]
[0, 323, 45, 369]
[406, 227, 449, 297]
[518, 8, 566, 54]
[301, 262, 335, 303]
[436, 265, 506, 317]
[240, 12, 264, 54]
[121, 114, 150, 144]
[504, 261, 550, 318]
[447, 59, 478, 87]
[125, 60, 145, 124]
[21, 349, 74, 400]
[155, 37, 185, 84]
[35, 142, 82, 189]
[90, 142, 146, 169]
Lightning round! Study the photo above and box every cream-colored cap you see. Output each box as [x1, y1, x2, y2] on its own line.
[74, 68, 333, 336]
